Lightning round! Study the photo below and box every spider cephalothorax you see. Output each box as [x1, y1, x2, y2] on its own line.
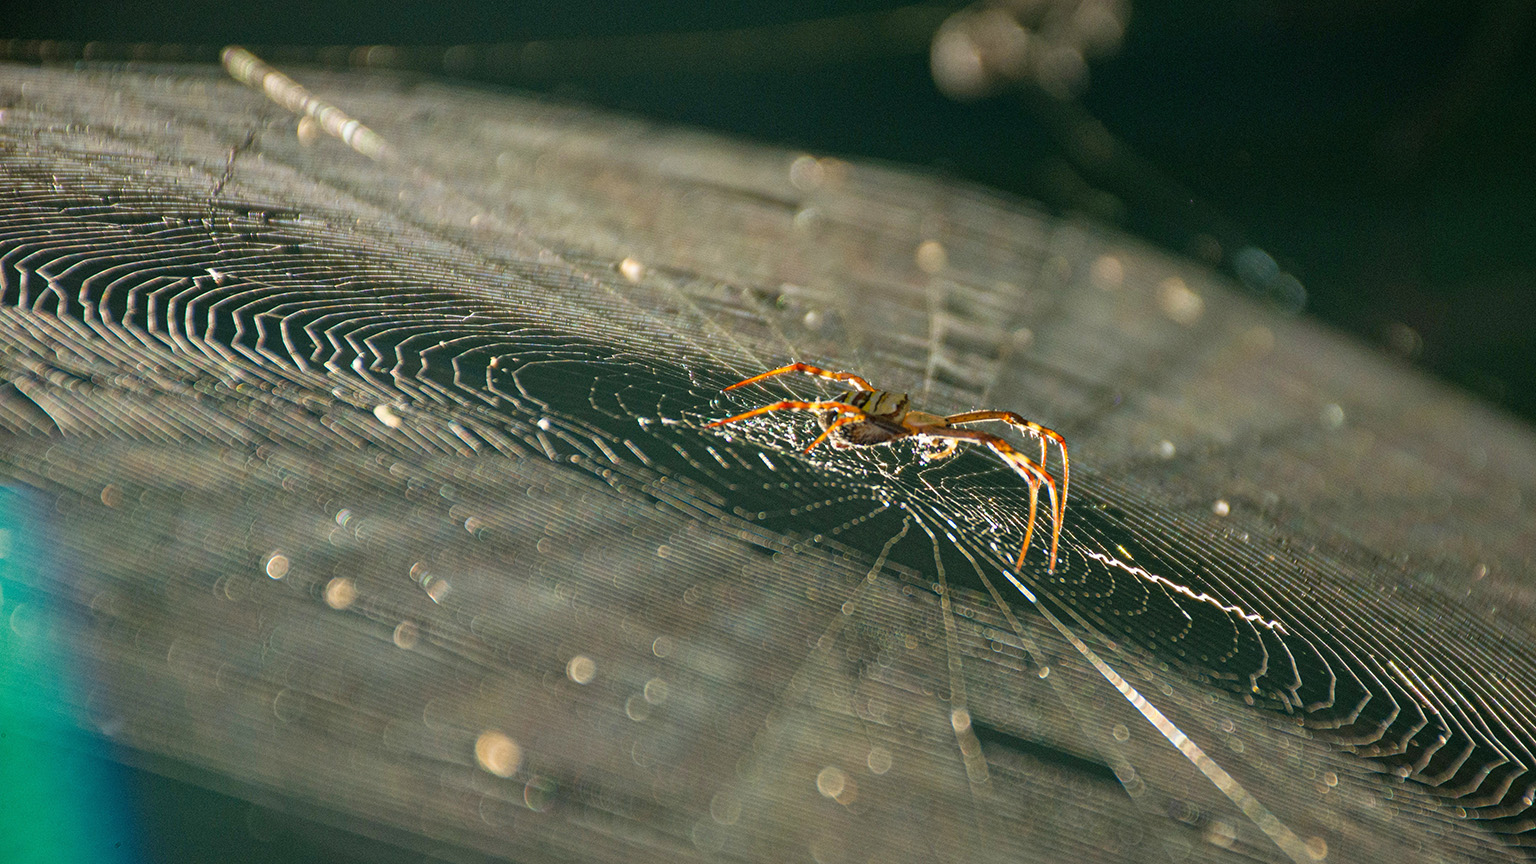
[707, 362, 1069, 572]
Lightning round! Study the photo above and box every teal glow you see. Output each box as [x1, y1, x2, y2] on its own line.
[0, 487, 141, 864]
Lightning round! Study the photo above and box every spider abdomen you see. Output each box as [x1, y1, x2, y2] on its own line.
[841, 389, 909, 419]
[819, 388, 911, 446]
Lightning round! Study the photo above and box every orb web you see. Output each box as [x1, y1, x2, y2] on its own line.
[1, 57, 1533, 864]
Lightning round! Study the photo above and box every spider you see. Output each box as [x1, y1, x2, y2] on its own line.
[706, 363, 1069, 573]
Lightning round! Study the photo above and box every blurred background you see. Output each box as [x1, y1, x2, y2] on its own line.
[6, 2, 1536, 861]
[11, 0, 1536, 421]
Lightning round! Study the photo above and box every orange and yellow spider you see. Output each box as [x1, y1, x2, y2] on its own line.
[707, 362, 1069, 573]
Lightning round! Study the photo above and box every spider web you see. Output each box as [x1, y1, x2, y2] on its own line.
[2, 57, 1535, 864]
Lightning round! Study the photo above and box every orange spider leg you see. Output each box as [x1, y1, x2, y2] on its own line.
[722, 363, 874, 393]
[706, 400, 867, 429]
[924, 427, 1062, 573]
[1009, 469, 1042, 577]
[942, 410, 1070, 536]
[707, 400, 870, 458]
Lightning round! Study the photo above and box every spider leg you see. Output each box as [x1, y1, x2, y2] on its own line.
[918, 426, 1062, 573]
[722, 363, 875, 393]
[941, 410, 1070, 535]
[706, 400, 866, 428]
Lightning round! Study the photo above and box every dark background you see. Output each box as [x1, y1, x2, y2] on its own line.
[11, 0, 1536, 421]
[7, 3, 1536, 860]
